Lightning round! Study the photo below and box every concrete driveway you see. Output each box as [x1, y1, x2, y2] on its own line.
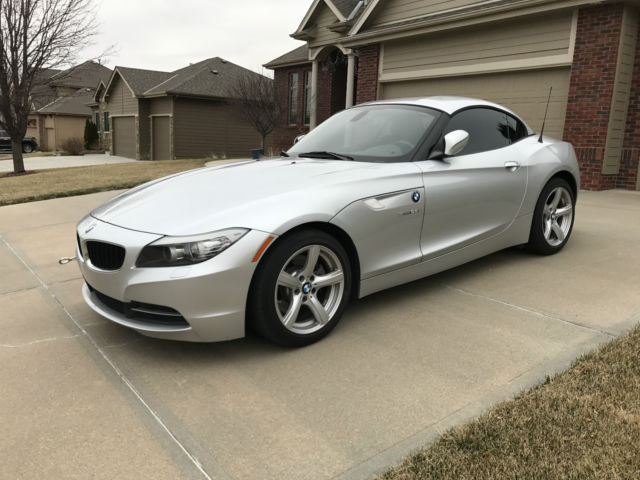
[1, 189, 639, 479]
[0, 153, 135, 172]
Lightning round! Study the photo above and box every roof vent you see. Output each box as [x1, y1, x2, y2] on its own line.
[211, 69, 219, 74]
[220, 58, 227, 63]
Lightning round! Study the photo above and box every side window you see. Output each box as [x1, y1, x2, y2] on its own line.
[505, 114, 528, 143]
[445, 108, 511, 155]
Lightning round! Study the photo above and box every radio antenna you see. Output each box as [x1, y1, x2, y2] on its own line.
[538, 86, 552, 143]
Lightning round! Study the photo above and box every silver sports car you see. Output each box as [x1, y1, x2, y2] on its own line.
[76, 97, 579, 347]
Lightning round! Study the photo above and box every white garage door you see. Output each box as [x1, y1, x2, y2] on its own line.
[380, 68, 571, 141]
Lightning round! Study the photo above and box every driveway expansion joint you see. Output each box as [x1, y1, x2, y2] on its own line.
[0, 233, 219, 480]
[443, 284, 617, 338]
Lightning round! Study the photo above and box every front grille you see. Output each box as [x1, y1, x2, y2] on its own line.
[86, 241, 125, 270]
[88, 284, 189, 327]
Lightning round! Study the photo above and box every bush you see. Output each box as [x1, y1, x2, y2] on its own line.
[84, 120, 99, 150]
[60, 137, 84, 155]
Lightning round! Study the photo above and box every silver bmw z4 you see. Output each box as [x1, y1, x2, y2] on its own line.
[76, 97, 579, 347]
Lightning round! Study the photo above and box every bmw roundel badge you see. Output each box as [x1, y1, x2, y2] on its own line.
[412, 191, 421, 203]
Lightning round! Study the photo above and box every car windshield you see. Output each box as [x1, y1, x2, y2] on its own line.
[287, 105, 440, 163]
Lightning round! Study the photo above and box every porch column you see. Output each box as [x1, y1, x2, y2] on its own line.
[310, 59, 319, 130]
[346, 53, 356, 108]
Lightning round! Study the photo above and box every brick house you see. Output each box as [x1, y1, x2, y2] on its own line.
[265, 0, 640, 191]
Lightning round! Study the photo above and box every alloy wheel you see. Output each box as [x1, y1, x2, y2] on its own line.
[274, 245, 345, 335]
[542, 186, 573, 247]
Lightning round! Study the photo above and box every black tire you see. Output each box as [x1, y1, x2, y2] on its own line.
[22, 143, 33, 153]
[248, 229, 351, 347]
[527, 177, 575, 255]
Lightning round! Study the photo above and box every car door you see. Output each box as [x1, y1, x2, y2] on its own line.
[0, 130, 10, 151]
[416, 107, 528, 259]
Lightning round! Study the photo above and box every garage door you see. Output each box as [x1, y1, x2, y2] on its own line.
[380, 68, 571, 140]
[152, 116, 170, 160]
[112, 116, 136, 159]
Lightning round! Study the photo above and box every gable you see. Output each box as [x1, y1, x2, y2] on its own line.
[364, 0, 482, 30]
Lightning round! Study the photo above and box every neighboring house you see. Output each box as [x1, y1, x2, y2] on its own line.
[265, 0, 640, 191]
[29, 61, 112, 150]
[36, 89, 94, 151]
[97, 57, 270, 160]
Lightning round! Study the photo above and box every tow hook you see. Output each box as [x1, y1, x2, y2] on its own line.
[58, 256, 77, 265]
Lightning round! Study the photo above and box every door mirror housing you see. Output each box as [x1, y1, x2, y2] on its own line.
[443, 130, 469, 156]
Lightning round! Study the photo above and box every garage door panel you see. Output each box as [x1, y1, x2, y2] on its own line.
[152, 116, 170, 160]
[380, 68, 570, 140]
[112, 117, 136, 159]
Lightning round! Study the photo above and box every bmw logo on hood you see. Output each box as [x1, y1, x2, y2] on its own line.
[412, 191, 421, 203]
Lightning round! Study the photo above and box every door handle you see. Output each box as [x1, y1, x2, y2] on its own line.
[504, 161, 521, 172]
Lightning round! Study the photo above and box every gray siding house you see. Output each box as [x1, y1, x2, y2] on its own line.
[99, 57, 270, 160]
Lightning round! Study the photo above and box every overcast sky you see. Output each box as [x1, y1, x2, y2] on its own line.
[80, 0, 312, 76]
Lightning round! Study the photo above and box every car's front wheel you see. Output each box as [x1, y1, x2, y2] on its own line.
[527, 177, 575, 255]
[22, 143, 33, 153]
[249, 229, 351, 347]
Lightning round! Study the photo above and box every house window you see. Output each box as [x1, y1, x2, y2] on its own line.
[95, 112, 101, 131]
[288, 72, 299, 125]
[303, 71, 311, 125]
[103, 112, 110, 132]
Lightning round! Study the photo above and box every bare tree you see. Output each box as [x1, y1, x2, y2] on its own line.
[0, 0, 96, 174]
[227, 72, 283, 152]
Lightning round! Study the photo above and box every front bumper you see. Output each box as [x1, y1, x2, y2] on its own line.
[76, 216, 273, 342]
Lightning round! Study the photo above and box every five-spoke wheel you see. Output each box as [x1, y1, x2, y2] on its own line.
[528, 177, 575, 255]
[249, 229, 351, 347]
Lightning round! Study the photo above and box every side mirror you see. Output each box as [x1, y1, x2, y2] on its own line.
[293, 134, 306, 145]
[443, 130, 469, 156]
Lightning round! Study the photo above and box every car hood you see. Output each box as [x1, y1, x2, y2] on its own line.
[90, 158, 422, 236]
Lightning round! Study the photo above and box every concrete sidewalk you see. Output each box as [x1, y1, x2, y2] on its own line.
[0, 189, 639, 479]
[0, 153, 135, 172]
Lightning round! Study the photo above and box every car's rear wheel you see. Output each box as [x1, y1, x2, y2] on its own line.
[22, 143, 33, 153]
[249, 229, 351, 347]
[527, 177, 575, 255]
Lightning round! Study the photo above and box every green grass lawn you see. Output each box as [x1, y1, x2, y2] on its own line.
[0, 159, 208, 206]
[379, 325, 640, 480]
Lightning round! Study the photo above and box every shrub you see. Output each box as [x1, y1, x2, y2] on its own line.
[84, 120, 99, 150]
[60, 137, 84, 155]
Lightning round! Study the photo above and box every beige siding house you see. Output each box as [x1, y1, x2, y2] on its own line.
[30, 61, 112, 151]
[100, 57, 270, 160]
[267, 0, 640, 191]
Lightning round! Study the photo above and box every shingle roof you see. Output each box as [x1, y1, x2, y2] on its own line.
[37, 88, 94, 116]
[112, 57, 269, 100]
[50, 61, 112, 89]
[264, 45, 310, 69]
[115, 67, 173, 96]
[30, 68, 62, 110]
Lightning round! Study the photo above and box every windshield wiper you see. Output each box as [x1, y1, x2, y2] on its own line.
[280, 151, 290, 157]
[298, 151, 354, 161]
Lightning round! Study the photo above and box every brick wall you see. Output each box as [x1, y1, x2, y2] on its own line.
[272, 65, 311, 154]
[355, 45, 379, 104]
[563, 3, 625, 190]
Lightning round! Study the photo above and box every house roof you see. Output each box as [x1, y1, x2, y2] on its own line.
[264, 45, 310, 69]
[330, 0, 362, 19]
[30, 68, 63, 110]
[293, 0, 366, 39]
[113, 67, 174, 96]
[107, 57, 269, 100]
[49, 61, 112, 89]
[37, 88, 94, 116]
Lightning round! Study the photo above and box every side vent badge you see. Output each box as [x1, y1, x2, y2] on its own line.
[412, 191, 421, 203]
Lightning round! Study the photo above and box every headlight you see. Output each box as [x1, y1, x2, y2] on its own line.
[136, 228, 249, 267]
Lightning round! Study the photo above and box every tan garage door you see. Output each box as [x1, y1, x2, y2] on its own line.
[112, 116, 136, 159]
[380, 68, 571, 140]
[152, 116, 170, 160]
